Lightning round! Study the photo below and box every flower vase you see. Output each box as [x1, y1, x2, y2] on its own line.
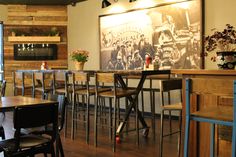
[216, 51, 236, 69]
[75, 62, 85, 70]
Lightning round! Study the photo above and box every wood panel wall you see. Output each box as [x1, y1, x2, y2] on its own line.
[4, 5, 68, 82]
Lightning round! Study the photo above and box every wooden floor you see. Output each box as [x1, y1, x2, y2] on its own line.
[3, 111, 181, 157]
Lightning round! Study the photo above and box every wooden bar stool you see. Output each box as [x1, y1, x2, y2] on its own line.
[159, 79, 182, 157]
[13, 71, 34, 97]
[70, 71, 111, 143]
[53, 70, 72, 137]
[94, 72, 137, 152]
[184, 78, 236, 157]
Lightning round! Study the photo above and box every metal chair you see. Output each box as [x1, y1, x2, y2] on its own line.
[94, 72, 137, 152]
[53, 70, 72, 137]
[13, 71, 34, 97]
[184, 78, 236, 157]
[0, 103, 58, 157]
[33, 70, 54, 99]
[159, 79, 182, 157]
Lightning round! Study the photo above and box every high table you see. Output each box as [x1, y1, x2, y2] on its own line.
[171, 69, 236, 157]
[0, 96, 59, 156]
[15, 69, 171, 137]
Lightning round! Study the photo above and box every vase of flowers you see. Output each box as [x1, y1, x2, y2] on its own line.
[205, 24, 236, 69]
[71, 49, 89, 70]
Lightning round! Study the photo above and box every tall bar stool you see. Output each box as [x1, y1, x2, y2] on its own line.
[70, 71, 92, 143]
[33, 70, 54, 99]
[13, 71, 34, 97]
[53, 70, 72, 137]
[184, 78, 236, 157]
[70, 71, 111, 143]
[94, 72, 137, 152]
[159, 79, 182, 157]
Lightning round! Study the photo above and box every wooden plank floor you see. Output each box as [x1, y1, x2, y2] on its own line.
[3, 111, 180, 157]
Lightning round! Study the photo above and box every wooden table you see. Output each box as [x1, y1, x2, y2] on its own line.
[171, 69, 236, 157]
[0, 96, 57, 112]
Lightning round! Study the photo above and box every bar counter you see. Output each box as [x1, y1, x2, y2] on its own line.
[171, 69, 236, 157]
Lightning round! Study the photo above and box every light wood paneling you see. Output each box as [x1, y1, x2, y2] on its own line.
[4, 5, 68, 82]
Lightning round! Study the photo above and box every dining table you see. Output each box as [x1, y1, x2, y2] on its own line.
[0, 95, 60, 156]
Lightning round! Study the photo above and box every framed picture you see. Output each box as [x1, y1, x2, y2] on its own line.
[99, 0, 203, 70]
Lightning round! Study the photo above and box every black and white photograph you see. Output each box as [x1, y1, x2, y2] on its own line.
[99, 0, 202, 70]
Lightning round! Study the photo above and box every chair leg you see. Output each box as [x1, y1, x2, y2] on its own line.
[113, 98, 117, 152]
[58, 135, 65, 157]
[210, 124, 215, 157]
[71, 93, 76, 140]
[178, 110, 182, 157]
[160, 109, 164, 157]
[136, 98, 139, 146]
[109, 98, 112, 140]
[94, 96, 98, 147]
[86, 95, 90, 144]
[151, 90, 155, 140]
[232, 120, 236, 157]
[184, 116, 190, 157]
[0, 126, 5, 140]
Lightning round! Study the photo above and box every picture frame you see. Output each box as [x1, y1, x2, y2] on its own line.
[99, 0, 203, 70]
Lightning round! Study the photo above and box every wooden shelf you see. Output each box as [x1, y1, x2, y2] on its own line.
[8, 36, 61, 42]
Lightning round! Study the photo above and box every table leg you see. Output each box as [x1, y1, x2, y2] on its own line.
[116, 75, 148, 135]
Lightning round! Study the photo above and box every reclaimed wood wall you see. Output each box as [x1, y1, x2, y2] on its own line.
[4, 5, 68, 82]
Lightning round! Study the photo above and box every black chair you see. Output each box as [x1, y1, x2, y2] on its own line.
[0, 103, 58, 157]
[22, 94, 66, 157]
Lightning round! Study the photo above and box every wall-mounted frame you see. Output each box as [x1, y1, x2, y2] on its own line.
[99, 0, 203, 70]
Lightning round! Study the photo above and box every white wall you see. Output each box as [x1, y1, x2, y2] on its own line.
[205, 0, 236, 69]
[68, 0, 236, 70]
[67, 0, 236, 113]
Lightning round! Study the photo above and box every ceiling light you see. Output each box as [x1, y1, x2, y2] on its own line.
[102, 0, 111, 8]
[129, 0, 137, 2]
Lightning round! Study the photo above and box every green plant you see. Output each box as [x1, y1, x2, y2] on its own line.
[71, 49, 89, 62]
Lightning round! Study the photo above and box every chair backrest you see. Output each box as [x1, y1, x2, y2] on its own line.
[71, 71, 90, 93]
[1, 80, 6, 97]
[95, 72, 117, 93]
[159, 78, 182, 106]
[34, 71, 54, 89]
[13, 103, 58, 142]
[53, 71, 67, 93]
[13, 71, 33, 87]
[185, 78, 234, 116]
[48, 94, 66, 132]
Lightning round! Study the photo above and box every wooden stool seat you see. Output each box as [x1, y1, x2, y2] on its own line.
[161, 103, 182, 110]
[191, 107, 233, 122]
[75, 87, 111, 95]
[98, 89, 136, 98]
